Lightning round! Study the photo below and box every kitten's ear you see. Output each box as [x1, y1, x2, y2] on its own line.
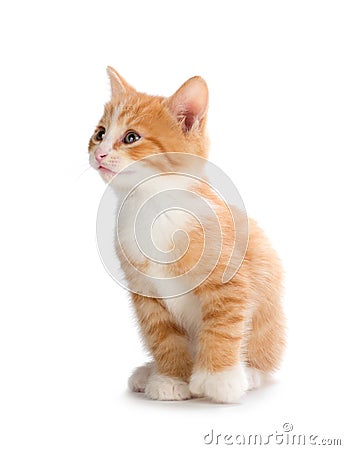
[166, 76, 208, 132]
[106, 66, 135, 98]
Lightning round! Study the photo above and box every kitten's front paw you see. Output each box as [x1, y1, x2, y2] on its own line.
[128, 362, 154, 393]
[189, 371, 209, 398]
[189, 364, 248, 403]
[246, 367, 262, 390]
[145, 374, 191, 401]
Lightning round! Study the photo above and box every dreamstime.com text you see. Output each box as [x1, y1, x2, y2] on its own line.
[203, 423, 343, 446]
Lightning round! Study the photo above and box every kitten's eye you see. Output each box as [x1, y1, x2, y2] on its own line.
[94, 127, 105, 141]
[123, 131, 141, 144]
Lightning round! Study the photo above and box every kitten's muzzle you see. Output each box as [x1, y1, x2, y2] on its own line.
[95, 147, 109, 163]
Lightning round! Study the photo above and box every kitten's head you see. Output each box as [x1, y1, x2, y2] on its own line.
[88, 67, 209, 185]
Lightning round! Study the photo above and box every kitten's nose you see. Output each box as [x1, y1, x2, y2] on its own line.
[95, 147, 109, 163]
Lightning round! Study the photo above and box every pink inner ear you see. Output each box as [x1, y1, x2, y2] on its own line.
[168, 77, 208, 132]
[173, 98, 203, 131]
[183, 110, 196, 131]
[173, 103, 197, 131]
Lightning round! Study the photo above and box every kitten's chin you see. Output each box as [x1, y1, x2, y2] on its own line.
[99, 166, 117, 176]
[99, 167, 137, 189]
[98, 167, 117, 182]
[99, 167, 116, 174]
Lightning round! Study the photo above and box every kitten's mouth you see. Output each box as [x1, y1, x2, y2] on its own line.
[98, 165, 117, 175]
[98, 164, 134, 177]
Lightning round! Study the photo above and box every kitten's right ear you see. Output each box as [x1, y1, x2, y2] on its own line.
[106, 66, 135, 98]
[166, 76, 209, 132]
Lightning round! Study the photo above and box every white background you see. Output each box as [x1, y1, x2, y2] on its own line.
[1, 1, 344, 449]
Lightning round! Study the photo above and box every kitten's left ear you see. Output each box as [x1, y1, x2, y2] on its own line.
[166, 76, 208, 132]
[106, 66, 135, 98]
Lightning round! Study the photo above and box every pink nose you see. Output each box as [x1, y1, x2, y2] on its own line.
[95, 147, 109, 163]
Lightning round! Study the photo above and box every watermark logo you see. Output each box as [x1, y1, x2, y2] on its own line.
[96, 153, 248, 298]
[203, 423, 343, 446]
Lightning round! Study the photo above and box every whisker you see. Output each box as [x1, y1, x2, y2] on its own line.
[75, 165, 93, 181]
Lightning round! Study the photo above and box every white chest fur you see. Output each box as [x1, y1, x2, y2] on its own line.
[163, 293, 201, 339]
[116, 175, 194, 262]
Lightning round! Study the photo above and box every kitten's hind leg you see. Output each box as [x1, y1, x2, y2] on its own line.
[128, 362, 154, 393]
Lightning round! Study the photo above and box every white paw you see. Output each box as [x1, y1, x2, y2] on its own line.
[128, 362, 154, 393]
[189, 371, 209, 398]
[145, 374, 191, 401]
[189, 364, 248, 403]
[246, 367, 262, 390]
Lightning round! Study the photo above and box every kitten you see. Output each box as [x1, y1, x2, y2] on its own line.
[88, 67, 285, 403]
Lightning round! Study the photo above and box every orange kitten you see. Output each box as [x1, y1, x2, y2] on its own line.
[88, 67, 285, 403]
